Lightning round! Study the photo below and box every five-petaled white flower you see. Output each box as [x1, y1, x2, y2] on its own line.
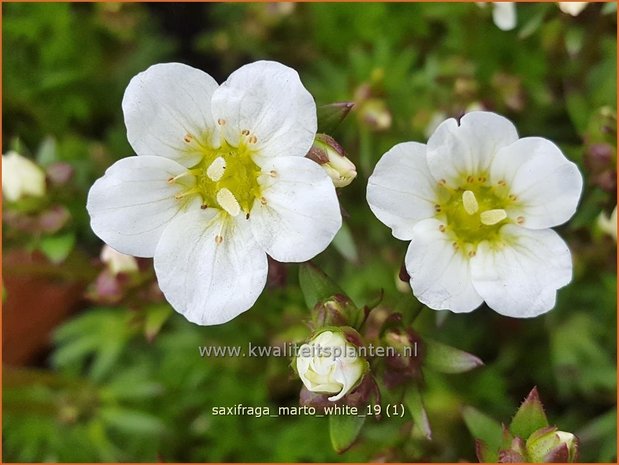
[296, 330, 367, 402]
[367, 111, 583, 318]
[87, 61, 342, 325]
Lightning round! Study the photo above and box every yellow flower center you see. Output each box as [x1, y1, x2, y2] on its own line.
[435, 175, 521, 256]
[172, 129, 263, 217]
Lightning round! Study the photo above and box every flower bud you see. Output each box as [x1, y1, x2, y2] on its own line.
[597, 206, 617, 241]
[312, 294, 355, 327]
[2, 151, 46, 202]
[306, 134, 357, 188]
[558, 2, 588, 16]
[358, 98, 392, 131]
[100, 244, 138, 275]
[526, 426, 579, 462]
[296, 329, 368, 402]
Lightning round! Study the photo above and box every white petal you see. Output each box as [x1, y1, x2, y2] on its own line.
[211, 61, 316, 159]
[426, 111, 519, 187]
[493, 3, 517, 31]
[490, 137, 583, 228]
[329, 359, 364, 402]
[250, 157, 341, 262]
[122, 63, 219, 167]
[87, 156, 192, 257]
[470, 225, 572, 318]
[367, 142, 437, 241]
[405, 218, 484, 313]
[154, 209, 268, 325]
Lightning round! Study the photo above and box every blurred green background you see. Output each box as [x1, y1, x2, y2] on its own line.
[2, 2, 617, 462]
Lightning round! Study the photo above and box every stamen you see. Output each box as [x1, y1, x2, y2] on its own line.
[434, 204, 442, 213]
[516, 216, 525, 225]
[217, 188, 241, 217]
[480, 209, 507, 226]
[248, 135, 258, 144]
[207, 156, 227, 182]
[438, 224, 446, 232]
[241, 129, 250, 136]
[183, 133, 193, 143]
[215, 235, 223, 244]
[174, 187, 199, 200]
[269, 170, 278, 178]
[217, 118, 226, 126]
[462, 190, 479, 215]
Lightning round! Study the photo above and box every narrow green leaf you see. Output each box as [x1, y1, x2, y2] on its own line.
[462, 406, 504, 451]
[424, 339, 484, 374]
[329, 413, 366, 453]
[299, 262, 345, 309]
[510, 387, 549, 439]
[404, 384, 432, 440]
[100, 407, 165, 436]
[317, 102, 354, 133]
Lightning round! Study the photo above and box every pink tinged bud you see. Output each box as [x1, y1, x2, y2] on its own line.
[38, 206, 71, 234]
[359, 98, 392, 131]
[46, 162, 74, 186]
[526, 426, 579, 463]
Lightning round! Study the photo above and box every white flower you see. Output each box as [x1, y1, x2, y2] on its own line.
[308, 134, 357, 188]
[87, 61, 342, 325]
[367, 111, 583, 318]
[2, 150, 46, 202]
[296, 330, 366, 402]
[100, 245, 139, 275]
[558, 2, 588, 16]
[478, 2, 517, 31]
[597, 205, 617, 241]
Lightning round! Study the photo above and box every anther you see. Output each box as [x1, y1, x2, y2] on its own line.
[245, 213, 250, 220]
[217, 118, 226, 126]
[466, 175, 475, 183]
[498, 180, 506, 186]
[201, 204, 208, 210]
[439, 224, 446, 232]
[215, 235, 223, 244]
[462, 190, 479, 215]
[217, 188, 241, 217]
[452, 241, 459, 250]
[508, 194, 518, 201]
[248, 135, 258, 144]
[468, 250, 477, 257]
[260, 197, 268, 206]
[183, 133, 193, 143]
[480, 209, 507, 226]
[438, 178, 447, 186]
[207, 156, 227, 182]
[269, 170, 278, 178]
[516, 216, 525, 224]
[241, 129, 250, 136]
[434, 204, 442, 213]
[478, 176, 487, 183]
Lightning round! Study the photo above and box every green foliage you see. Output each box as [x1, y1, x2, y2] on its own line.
[329, 414, 366, 454]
